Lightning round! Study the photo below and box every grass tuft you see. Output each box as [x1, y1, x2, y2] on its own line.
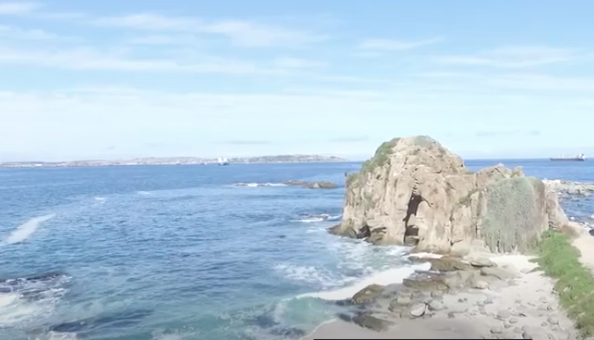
[535, 230, 594, 337]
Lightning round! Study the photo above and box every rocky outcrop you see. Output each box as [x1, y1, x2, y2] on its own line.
[283, 180, 337, 189]
[331, 136, 568, 255]
[543, 179, 594, 197]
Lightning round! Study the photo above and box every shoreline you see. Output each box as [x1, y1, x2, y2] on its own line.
[302, 253, 580, 340]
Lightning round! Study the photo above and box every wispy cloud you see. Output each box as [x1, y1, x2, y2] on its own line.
[0, 45, 268, 74]
[357, 37, 443, 52]
[0, 2, 40, 15]
[95, 14, 327, 47]
[0, 24, 57, 40]
[124, 34, 207, 46]
[221, 139, 273, 145]
[436, 46, 575, 68]
[327, 136, 369, 143]
[273, 57, 326, 69]
[475, 129, 541, 137]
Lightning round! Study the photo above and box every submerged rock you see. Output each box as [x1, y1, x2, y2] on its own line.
[331, 135, 566, 255]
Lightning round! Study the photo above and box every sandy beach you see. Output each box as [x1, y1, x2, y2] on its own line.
[301, 253, 582, 340]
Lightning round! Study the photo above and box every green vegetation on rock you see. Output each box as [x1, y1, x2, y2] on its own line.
[535, 231, 594, 338]
[480, 177, 545, 253]
[360, 138, 400, 174]
[412, 135, 437, 148]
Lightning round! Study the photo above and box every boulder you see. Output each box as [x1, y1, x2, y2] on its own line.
[332, 136, 566, 255]
[351, 284, 385, 304]
[352, 312, 395, 331]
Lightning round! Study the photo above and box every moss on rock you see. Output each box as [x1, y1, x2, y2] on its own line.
[480, 177, 546, 253]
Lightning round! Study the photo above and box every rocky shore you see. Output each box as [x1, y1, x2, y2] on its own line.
[302, 252, 578, 340]
[303, 136, 592, 340]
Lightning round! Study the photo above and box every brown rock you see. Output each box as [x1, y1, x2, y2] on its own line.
[353, 312, 395, 332]
[351, 284, 385, 304]
[330, 136, 564, 254]
[425, 257, 473, 271]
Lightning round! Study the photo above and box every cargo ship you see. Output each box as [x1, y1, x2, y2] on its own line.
[550, 153, 586, 161]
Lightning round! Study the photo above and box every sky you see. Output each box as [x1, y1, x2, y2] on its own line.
[1, 1, 594, 161]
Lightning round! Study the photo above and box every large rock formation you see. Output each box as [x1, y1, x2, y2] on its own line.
[331, 136, 568, 255]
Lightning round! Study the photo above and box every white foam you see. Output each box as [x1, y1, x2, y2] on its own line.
[296, 262, 431, 301]
[4, 213, 56, 244]
[292, 214, 342, 223]
[409, 252, 443, 259]
[0, 293, 41, 327]
[31, 331, 80, 340]
[234, 182, 287, 187]
[137, 191, 152, 195]
[274, 264, 344, 288]
[293, 217, 324, 223]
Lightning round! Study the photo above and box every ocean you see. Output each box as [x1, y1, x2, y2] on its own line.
[0, 159, 593, 340]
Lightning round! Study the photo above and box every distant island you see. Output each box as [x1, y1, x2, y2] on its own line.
[0, 155, 348, 168]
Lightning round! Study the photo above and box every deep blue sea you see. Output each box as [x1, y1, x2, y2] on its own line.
[1, 159, 593, 340]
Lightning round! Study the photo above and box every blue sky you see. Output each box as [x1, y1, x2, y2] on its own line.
[1, 0, 594, 161]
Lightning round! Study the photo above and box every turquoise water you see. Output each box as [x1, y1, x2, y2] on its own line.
[0, 160, 592, 340]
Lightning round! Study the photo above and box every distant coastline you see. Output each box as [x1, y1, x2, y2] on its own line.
[0, 154, 349, 169]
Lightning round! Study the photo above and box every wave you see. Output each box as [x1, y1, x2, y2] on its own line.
[233, 182, 287, 188]
[0, 272, 71, 329]
[3, 213, 56, 245]
[291, 214, 342, 223]
[296, 262, 431, 301]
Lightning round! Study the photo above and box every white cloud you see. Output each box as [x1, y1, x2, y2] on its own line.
[0, 24, 78, 42]
[486, 73, 594, 92]
[436, 46, 575, 68]
[95, 13, 199, 31]
[357, 37, 442, 51]
[95, 14, 326, 47]
[0, 2, 40, 15]
[124, 34, 206, 46]
[273, 57, 326, 69]
[203, 20, 327, 47]
[0, 44, 270, 74]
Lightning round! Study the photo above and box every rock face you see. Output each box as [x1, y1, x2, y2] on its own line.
[331, 136, 568, 255]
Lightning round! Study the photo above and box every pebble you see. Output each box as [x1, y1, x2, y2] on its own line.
[448, 311, 456, 318]
[428, 300, 444, 311]
[547, 316, 559, 325]
[473, 280, 489, 289]
[491, 327, 503, 334]
[409, 303, 426, 317]
[497, 310, 511, 319]
[431, 290, 444, 298]
[509, 317, 519, 324]
[395, 296, 412, 305]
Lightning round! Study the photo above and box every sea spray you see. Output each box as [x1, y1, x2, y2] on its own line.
[4, 214, 56, 244]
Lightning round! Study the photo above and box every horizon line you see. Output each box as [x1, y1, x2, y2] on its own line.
[0, 154, 583, 165]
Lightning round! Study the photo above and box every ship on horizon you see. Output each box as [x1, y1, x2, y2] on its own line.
[217, 157, 229, 166]
[549, 153, 586, 162]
